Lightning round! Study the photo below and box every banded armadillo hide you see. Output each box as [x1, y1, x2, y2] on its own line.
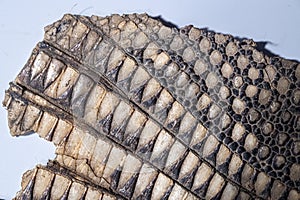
[3, 13, 300, 199]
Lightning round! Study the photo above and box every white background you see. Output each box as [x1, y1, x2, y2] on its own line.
[0, 0, 299, 198]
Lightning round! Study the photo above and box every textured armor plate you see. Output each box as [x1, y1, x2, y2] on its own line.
[2, 13, 300, 199]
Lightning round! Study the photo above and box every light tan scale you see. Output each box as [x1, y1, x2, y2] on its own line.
[15, 166, 118, 200]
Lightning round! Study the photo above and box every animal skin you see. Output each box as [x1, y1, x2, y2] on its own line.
[3, 13, 300, 199]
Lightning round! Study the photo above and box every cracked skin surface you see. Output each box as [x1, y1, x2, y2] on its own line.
[2, 13, 300, 199]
